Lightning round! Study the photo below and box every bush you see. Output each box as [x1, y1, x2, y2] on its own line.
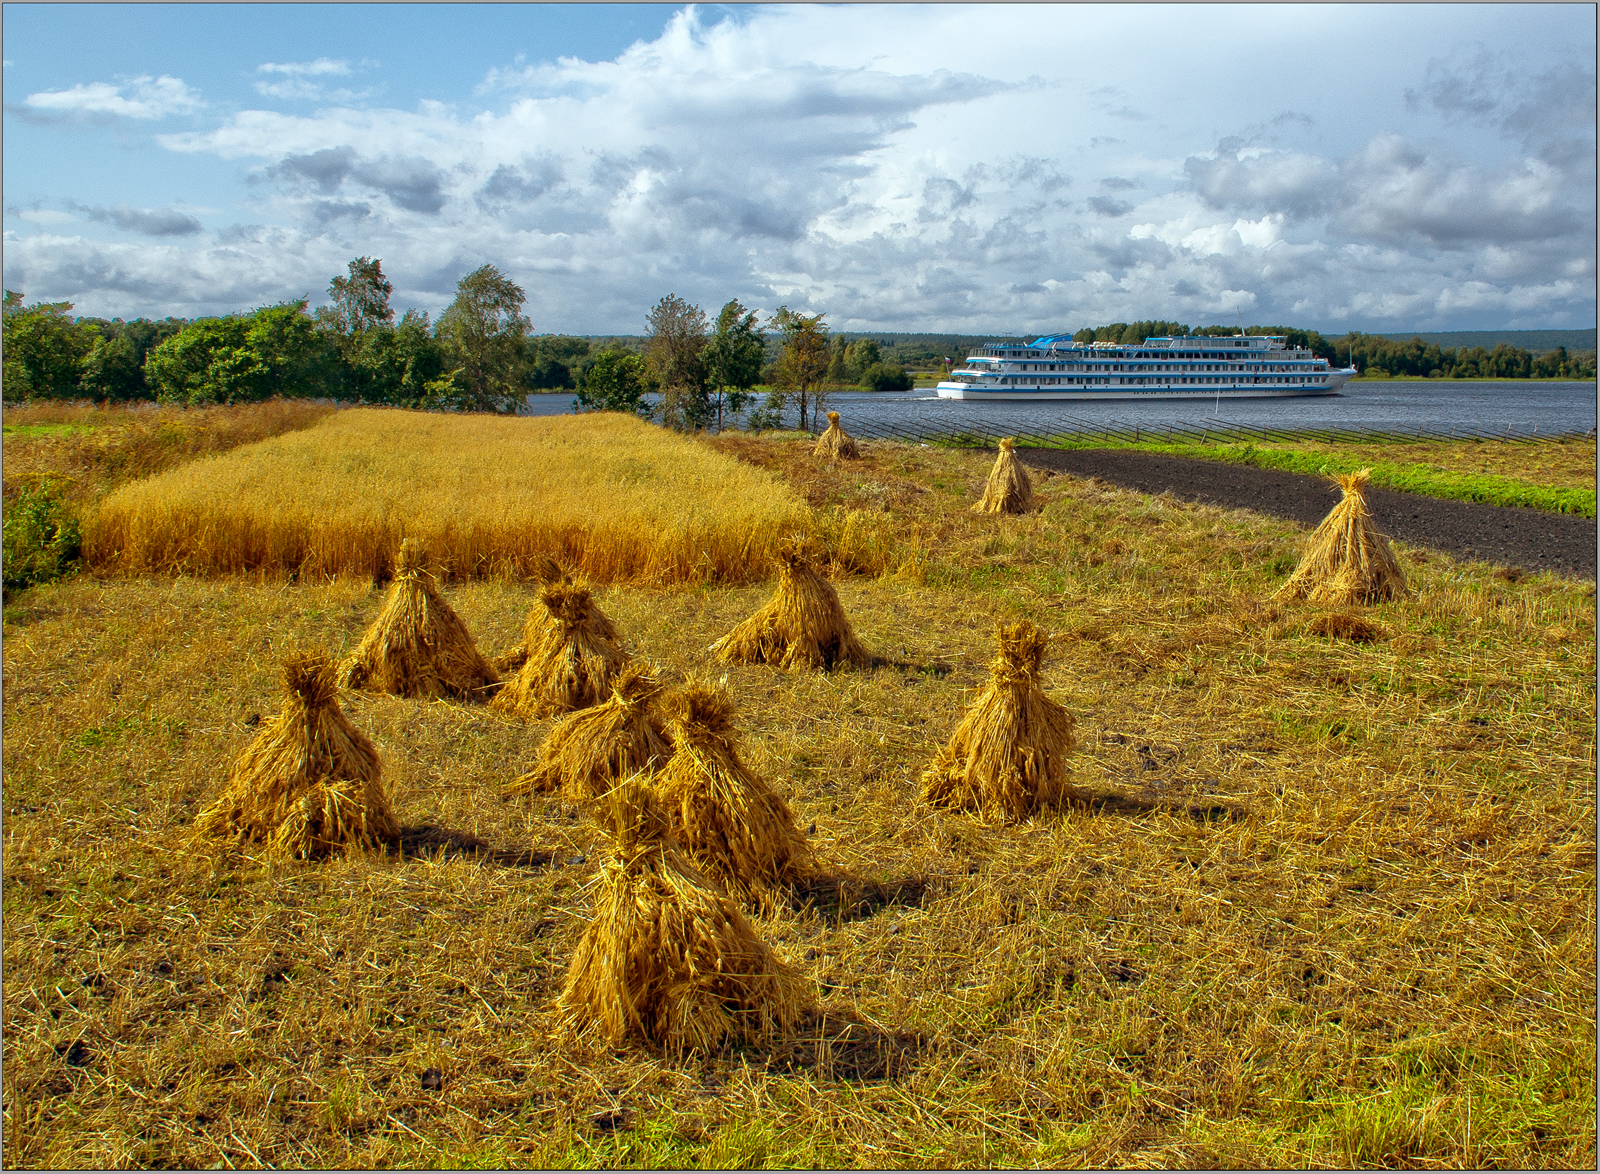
[860, 362, 913, 392]
[3, 480, 82, 595]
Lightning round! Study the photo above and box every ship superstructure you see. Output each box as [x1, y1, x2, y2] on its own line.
[936, 334, 1354, 401]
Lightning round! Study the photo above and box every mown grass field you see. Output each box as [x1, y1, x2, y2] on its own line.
[2, 413, 1594, 1168]
[85, 409, 814, 585]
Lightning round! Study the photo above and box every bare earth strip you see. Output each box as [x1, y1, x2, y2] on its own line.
[1016, 447, 1598, 579]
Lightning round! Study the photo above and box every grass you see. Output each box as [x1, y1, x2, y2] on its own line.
[1015, 435, 1597, 517]
[85, 409, 817, 586]
[2, 426, 1594, 1168]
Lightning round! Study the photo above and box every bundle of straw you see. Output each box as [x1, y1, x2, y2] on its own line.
[338, 538, 498, 700]
[194, 651, 397, 856]
[492, 556, 572, 673]
[506, 661, 671, 803]
[656, 680, 814, 905]
[921, 621, 1080, 821]
[812, 411, 860, 459]
[973, 438, 1034, 515]
[1276, 469, 1407, 605]
[559, 777, 812, 1054]
[490, 573, 627, 720]
[711, 549, 871, 671]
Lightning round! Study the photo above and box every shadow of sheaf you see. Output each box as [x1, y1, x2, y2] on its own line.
[787, 870, 931, 925]
[765, 1008, 926, 1082]
[1077, 789, 1246, 823]
[396, 824, 553, 869]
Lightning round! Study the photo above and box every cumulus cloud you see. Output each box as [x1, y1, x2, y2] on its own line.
[5, 5, 1594, 332]
[22, 74, 202, 121]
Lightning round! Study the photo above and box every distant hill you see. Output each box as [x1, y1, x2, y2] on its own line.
[1360, 329, 1595, 356]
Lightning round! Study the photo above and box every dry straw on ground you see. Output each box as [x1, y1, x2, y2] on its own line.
[506, 661, 671, 803]
[338, 538, 499, 701]
[192, 650, 397, 857]
[1277, 468, 1408, 604]
[973, 438, 1035, 515]
[490, 564, 628, 720]
[558, 776, 812, 1054]
[711, 548, 871, 671]
[656, 679, 815, 905]
[813, 411, 860, 460]
[921, 620, 1081, 821]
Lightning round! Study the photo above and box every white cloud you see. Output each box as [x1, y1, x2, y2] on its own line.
[24, 74, 202, 120]
[251, 57, 381, 102]
[257, 57, 353, 78]
[6, 6, 1594, 332]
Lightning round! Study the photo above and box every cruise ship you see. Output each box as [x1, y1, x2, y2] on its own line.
[935, 333, 1355, 400]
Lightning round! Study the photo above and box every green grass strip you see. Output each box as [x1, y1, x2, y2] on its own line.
[1031, 438, 1597, 517]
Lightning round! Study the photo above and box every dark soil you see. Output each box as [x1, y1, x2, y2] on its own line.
[1017, 447, 1597, 581]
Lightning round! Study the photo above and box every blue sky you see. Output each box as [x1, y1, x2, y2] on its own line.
[3, 3, 1594, 334]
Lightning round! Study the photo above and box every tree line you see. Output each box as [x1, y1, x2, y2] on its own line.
[1, 265, 916, 429]
[1070, 321, 1597, 380]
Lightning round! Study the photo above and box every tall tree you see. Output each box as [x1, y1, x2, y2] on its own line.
[703, 299, 765, 430]
[770, 305, 830, 431]
[434, 264, 531, 413]
[327, 257, 395, 334]
[643, 293, 710, 430]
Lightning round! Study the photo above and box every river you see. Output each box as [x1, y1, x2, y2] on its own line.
[522, 379, 1597, 438]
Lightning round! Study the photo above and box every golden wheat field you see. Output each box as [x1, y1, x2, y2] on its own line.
[2, 415, 1595, 1168]
[84, 409, 813, 585]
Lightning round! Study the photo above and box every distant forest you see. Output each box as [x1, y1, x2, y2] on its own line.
[5, 269, 1595, 408]
[592, 323, 1598, 381]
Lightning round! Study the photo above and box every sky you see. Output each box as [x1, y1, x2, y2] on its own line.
[2, 2, 1594, 335]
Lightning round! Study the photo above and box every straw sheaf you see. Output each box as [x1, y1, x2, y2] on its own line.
[1276, 468, 1408, 605]
[559, 778, 813, 1054]
[812, 411, 861, 460]
[921, 621, 1081, 821]
[655, 681, 815, 906]
[711, 550, 871, 671]
[506, 662, 671, 803]
[973, 438, 1034, 515]
[490, 578, 628, 720]
[192, 651, 398, 855]
[338, 538, 499, 700]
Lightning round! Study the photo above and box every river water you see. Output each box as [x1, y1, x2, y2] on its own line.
[523, 379, 1597, 438]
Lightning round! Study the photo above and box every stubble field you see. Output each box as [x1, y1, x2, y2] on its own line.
[2, 409, 1594, 1168]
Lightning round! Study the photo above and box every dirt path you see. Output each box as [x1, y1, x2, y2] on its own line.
[1017, 446, 1597, 580]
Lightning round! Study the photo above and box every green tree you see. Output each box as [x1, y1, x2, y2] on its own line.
[643, 293, 711, 430]
[573, 349, 653, 418]
[844, 338, 881, 381]
[703, 299, 764, 430]
[80, 333, 145, 402]
[824, 335, 851, 384]
[344, 310, 447, 407]
[435, 264, 532, 413]
[2, 291, 93, 402]
[769, 305, 830, 431]
[143, 300, 330, 405]
[859, 361, 913, 391]
[326, 256, 395, 334]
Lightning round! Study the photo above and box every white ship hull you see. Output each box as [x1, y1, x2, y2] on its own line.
[937, 332, 1354, 403]
[937, 369, 1353, 401]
